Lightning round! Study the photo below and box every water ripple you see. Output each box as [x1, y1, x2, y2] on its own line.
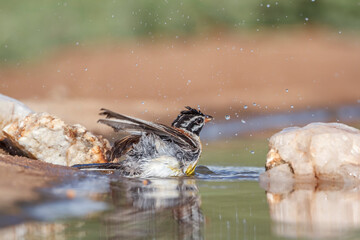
[195, 165, 264, 181]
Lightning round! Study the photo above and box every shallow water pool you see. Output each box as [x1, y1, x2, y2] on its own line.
[1, 163, 360, 240]
[1, 138, 360, 240]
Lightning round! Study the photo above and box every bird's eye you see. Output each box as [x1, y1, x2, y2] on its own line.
[195, 118, 203, 124]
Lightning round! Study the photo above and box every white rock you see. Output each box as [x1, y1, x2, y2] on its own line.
[0, 94, 33, 140]
[3, 112, 110, 166]
[264, 122, 360, 182]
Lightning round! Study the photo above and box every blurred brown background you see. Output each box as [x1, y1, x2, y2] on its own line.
[1, 0, 359, 136]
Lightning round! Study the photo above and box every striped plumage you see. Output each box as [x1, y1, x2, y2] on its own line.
[73, 107, 213, 177]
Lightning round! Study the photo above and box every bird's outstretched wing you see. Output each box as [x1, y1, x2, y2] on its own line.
[98, 108, 197, 149]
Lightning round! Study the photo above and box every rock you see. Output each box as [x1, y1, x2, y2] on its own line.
[0, 94, 33, 140]
[263, 122, 360, 182]
[0, 94, 111, 166]
[3, 112, 110, 166]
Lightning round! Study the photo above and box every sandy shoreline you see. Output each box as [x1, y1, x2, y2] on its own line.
[0, 31, 359, 133]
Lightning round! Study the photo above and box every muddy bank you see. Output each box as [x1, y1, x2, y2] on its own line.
[0, 154, 77, 212]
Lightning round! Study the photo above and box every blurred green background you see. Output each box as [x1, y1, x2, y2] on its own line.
[1, 0, 359, 63]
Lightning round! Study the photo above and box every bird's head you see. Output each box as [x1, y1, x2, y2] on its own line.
[171, 106, 213, 136]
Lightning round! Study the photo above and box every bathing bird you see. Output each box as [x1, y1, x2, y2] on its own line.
[73, 106, 213, 177]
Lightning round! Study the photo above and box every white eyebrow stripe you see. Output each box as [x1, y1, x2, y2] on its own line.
[180, 116, 198, 127]
[191, 124, 202, 131]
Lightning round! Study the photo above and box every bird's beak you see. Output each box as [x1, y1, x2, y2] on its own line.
[204, 115, 213, 123]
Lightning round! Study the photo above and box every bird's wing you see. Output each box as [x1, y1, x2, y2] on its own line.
[98, 108, 197, 149]
[109, 135, 141, 161]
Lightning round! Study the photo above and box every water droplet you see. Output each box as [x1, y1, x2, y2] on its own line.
[75, 42, 79, 46]
[186, 79, 191, 85]
[243, 105, 248, 109]
[141, 101, 145, 105]
[250, 150, 255, 154]
[253, 102, 257, 106]
[305, 17, 309, 21]
[241, 119, 246, 124]
[338, 31, 342, 34]
[84, 68, 88, 72]
[285, 89, 289, 93]
[290, 105, 294, 109]
[225, 115, 230, 120]
[266, 4, 270, 8]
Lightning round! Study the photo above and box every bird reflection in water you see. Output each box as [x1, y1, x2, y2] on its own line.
[0, 177, 203, 240]
[261, 180, 360, 239]
[104, 177, 204, 240]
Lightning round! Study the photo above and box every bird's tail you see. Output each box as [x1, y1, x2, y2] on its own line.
[72, 163, 123, 171]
